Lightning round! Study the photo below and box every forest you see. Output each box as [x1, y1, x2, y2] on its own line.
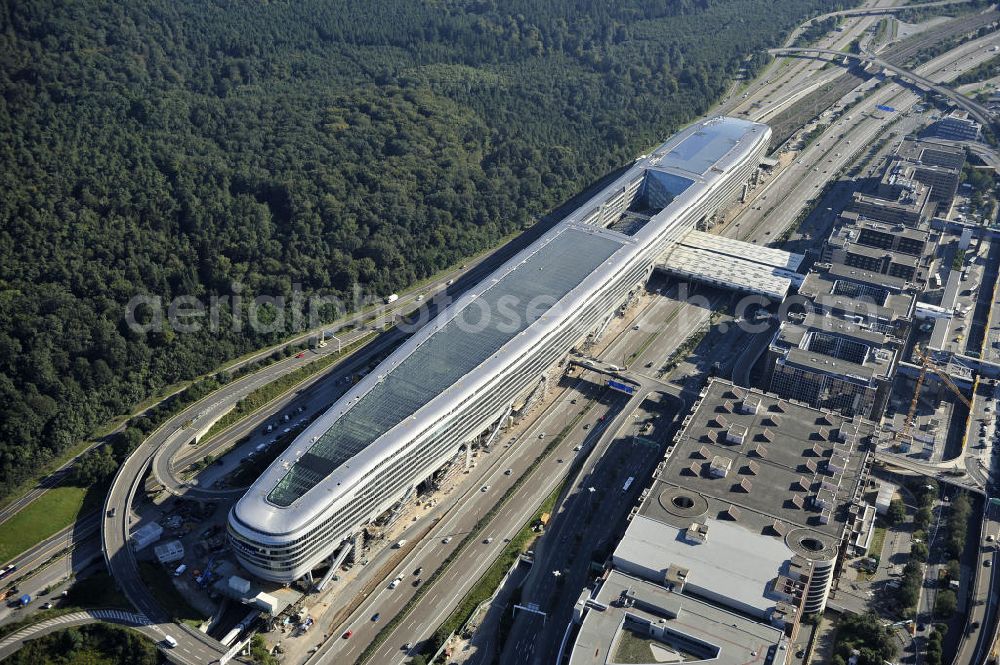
[0, 0, 856, 497]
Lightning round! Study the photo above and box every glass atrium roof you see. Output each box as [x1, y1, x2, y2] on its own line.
[656, 120, 749, 176]
[266, 228, 622, 507]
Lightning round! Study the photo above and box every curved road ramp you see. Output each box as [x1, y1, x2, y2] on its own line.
[0, 609, 151, 660]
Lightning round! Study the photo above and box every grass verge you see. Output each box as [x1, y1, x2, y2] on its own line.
[434, 480, 564, 645]
[0, 486, 95, 563]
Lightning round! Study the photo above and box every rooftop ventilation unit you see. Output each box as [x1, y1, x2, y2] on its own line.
[709, 455, 733, 478]
[726, 424, 748, 445]
[684, 522, 709, 544]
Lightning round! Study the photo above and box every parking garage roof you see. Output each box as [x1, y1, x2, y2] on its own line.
[637, 379, 872, 540]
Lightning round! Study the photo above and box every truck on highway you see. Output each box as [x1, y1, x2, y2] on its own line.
[384, 293, 399, 304]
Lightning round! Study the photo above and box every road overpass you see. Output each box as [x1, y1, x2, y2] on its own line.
[769, 46, 996, 127]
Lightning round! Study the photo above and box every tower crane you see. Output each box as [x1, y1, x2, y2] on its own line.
[898, 348, 972, 444]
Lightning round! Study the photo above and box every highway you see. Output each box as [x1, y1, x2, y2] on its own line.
[297, 362, 646, 664]
[297, 31, 1000, 662]
[770, 46, 996, 125]
[960, 502, 1000, 665]
[2, 1, 997, 662]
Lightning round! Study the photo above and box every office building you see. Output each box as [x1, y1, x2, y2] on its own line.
[823, 215, 936, 284]
[929, 110, 981, 142]
[765, 312, 896, 419]
[228, 117, 772, 582]
[892, 138, 964, 202]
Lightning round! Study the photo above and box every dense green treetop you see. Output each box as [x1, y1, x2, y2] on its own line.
[0, 0, 854, 496]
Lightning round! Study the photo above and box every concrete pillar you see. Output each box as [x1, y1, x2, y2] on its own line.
[353, 532, 364, 557]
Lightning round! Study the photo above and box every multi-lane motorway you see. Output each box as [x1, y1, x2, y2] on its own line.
[5, 0, 1000, 662]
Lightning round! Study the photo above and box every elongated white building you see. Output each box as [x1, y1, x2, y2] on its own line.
[229, 117, 771, 582]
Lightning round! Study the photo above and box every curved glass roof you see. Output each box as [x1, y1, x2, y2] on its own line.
[266, 228, 622, 506]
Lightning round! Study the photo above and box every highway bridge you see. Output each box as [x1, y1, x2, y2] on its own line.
[769, 46, 996, 128]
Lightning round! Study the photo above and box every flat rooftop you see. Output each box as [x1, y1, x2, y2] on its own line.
[797, 271, 915, 324]
[825, 263, 910, 292]
[772, 314, 896, 382]
[832, 215, 932, 246]
[834, 241, 921, 268]
[896, 137, 965, 168]
[569, 570, 787, 665]
[638, 380, 872, 541]
[611, 380, 872, 619]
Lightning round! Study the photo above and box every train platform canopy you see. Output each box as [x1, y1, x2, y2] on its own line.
[656, 230, 805, 300]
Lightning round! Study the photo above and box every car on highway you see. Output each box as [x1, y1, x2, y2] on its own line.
[343, 630, 353, 639]
[413, 578, 422, 587]
[583, 423, 590, 430]
[413, 567, 422, 576]
[504, 468, 512, 475]
[480, 485, 490, 492]
[442, 536, 452, 544]
[41, 601, 52, 610]
[985, 559, 992, 567]
[295, 352, 305, 358]
[163, 636, 177, 648]
[557, 458, 564, 463]
[403, 642, 413, 651]
[538, 432, 546, 439]
[371, 613, 381, 622]
[573, 445, 581, 452]
[484, 537, 494, 544]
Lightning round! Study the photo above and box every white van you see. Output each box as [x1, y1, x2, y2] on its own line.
[394, 539, 407, 549]
[163, 635, 178, 648]
[173, 564, 187, 577]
